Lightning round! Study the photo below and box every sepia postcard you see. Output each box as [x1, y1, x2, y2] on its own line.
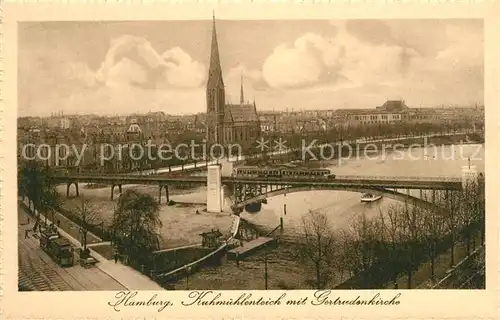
[1, 2, 499, 319]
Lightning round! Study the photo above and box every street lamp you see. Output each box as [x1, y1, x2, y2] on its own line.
[186, 266, 192, 290]
[264, 252, 268, 290]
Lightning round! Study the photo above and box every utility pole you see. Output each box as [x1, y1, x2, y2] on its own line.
[264, 252, 268, 290]
[186, 266, 191, 290]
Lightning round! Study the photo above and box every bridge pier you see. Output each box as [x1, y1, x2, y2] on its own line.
[66, 182, 79, 197]
[158, 185, 169, 204]
[110, 184, 122, 201]
[206, 165, 222, 213]
[461, 164, 478, 188]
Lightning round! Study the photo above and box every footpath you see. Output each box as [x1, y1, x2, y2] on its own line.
[18, 204, 126, 291]
[384, 239, 478, 289]
[20, 198, 163, 290]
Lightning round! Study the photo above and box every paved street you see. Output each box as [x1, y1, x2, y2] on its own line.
[18, 204, 126, 291]
[19, 201, 163, 290]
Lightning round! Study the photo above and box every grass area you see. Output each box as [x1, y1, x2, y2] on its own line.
[91, 243, 114, 260]
[384, 235, 483, 289]
[56, 184, 235, 249]
[167, 244, 310, 290]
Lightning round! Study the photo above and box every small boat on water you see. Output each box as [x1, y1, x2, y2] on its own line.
[361, 193, 383, 203]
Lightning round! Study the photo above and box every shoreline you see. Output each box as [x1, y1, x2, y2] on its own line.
[54, 141, 484, 250]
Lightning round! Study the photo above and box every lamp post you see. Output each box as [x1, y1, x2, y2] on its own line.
[186, 266, 192, 290]
[264, 252, 268, 290]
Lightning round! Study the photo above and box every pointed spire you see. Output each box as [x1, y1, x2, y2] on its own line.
[240, 71, 244, 105]
[207, 12, 224, 88]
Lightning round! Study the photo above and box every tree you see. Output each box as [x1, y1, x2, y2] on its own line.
[399, 202, 426, 288]
[377, 205, 406, 286]
[296, 210, 336, 289]
[111, 189, 162, 265]
[420, 202, 446, 281]
[343, 213, 385, 288]
[477, 174, 486, 244]
[75, 197, 100, 252]
[18, 160, 61, 231]
[440, 190, 461, 266]
[457, 179, 485, 254]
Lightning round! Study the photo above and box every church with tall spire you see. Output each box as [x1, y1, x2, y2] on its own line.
[205, 14, 260, 146]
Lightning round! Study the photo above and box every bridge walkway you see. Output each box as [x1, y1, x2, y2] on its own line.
[227, 237, 276, 260]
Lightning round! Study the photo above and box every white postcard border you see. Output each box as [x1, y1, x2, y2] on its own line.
[1, 2, 499, 319]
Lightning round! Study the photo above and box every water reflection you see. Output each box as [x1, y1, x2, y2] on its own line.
[240, 144, 485, 240]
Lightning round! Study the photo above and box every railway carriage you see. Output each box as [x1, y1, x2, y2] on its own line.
[234, 166, 335, 179]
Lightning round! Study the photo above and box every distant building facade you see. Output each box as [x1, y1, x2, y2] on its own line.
[335, 100, 484, 127]
[60, 118, 71, 129]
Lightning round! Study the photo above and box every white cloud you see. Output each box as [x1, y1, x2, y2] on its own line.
[260, 25, 420, 91]
[261, 33, 341, 89]
[161, 47, 205, 88]
[251, 21, 482, 109]
[97, 35, 205, 89]
[105, 58, 148, 88]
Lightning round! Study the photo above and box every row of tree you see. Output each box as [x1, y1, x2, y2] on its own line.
[296, 178, 485, 289]
[266, 119, 482, 149]
[18, 161, 61, 231]
[18, 160, 163, 264]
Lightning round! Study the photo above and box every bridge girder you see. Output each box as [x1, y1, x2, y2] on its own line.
[231, 183, 453, 215]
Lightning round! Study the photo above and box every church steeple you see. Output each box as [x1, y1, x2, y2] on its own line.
[240, 71, 244, 105]
[206, 13, 226, 145]
[207, 13, 224, 89]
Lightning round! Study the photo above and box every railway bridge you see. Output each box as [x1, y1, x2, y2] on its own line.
[227, 175, 463, 214]
[47, 164, 477, 214]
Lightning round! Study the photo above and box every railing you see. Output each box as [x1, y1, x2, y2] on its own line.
[265, 224, 282, 237]
[226, 175, 462, 184]
[155, 215, 241, 279]
[335, 175, 462, 182]
[49, 174, 205, 181]
[431, 245, 485, 289]
[49, 172, 462, 184]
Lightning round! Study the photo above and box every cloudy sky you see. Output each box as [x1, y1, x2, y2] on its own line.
[18, 19, 483, 117]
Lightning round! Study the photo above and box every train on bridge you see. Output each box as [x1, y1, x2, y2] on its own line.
[234, 166, 336, 179]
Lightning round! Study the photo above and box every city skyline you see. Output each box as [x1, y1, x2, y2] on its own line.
[18, 19, 483, 117]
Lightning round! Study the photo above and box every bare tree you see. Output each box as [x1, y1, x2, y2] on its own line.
[377, 205, 405, 287]
[337, 229, 357, 280]
[477, 174, 486, 245]
[440, 190, 461, 266]
[457, 179, 485, 254]
[399, 202, 426, 288]
[344, 212, 384, 288]
[296, 210, 336, 289]
[420, 200, 446, 281]
[75, 197, 100, 252]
